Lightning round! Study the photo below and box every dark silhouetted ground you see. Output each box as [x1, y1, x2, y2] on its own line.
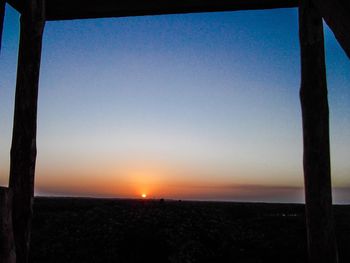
[29, 198, 350, 263]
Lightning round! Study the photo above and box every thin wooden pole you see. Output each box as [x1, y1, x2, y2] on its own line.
[299, 0, 338, 263]
[0, 187, 16, 263]
[0, 0, 5, 53]
[9, 0, 45, 262]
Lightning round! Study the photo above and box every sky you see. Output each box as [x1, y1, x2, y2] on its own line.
[1, 5, 349, 203]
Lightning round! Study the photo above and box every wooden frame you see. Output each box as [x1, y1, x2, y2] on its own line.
[1, 0, 349, 262]
[8, 0, 299, 20]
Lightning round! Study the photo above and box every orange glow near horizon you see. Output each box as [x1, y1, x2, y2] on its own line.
[32, 159, 306, 202]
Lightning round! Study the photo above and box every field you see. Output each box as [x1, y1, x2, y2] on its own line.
[29, 198, 350, 263]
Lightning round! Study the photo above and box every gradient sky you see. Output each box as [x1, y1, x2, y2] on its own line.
[1, 5, 349, 203]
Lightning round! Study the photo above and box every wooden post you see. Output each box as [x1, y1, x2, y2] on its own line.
[9, 0, 45, 262]
[0, 187, 16, 263]
[299, 1, 338, 263]
[0, 0, 5, 53]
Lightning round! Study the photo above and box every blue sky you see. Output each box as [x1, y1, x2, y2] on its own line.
[1, 5, 349, 202]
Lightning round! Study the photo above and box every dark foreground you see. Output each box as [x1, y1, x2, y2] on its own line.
[30, 198, 350, 263]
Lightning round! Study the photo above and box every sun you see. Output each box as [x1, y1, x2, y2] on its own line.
[141, 193, 147, 198]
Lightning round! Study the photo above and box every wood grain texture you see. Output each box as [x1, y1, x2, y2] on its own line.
[299, 0, 338, 262]
[8, 0, 45, 262]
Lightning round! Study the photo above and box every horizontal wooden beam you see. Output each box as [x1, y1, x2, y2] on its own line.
[45, 0, 298, 21]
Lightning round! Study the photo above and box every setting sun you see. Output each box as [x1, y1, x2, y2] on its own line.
[141, 194, 147, 198]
